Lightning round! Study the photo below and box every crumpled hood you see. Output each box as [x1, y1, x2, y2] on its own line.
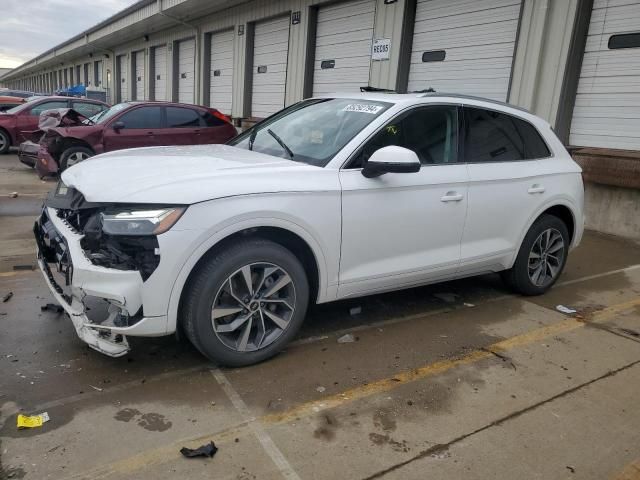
[61, 144, 326, 204]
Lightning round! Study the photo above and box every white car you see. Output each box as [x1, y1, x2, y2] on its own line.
[35, 93, 584, 366]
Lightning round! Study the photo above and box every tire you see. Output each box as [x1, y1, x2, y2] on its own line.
[0, 129, 10, 154]
[60, 146, 93, 170]
[182, 238, 310, 367]
[501, 214, 570, 296]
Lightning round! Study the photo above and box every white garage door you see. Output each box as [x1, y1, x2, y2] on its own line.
[251, 16, 290, 118]
[570, 0, 640, 150]
[178, 38, 196, 104]
[153, 46, 168, 101]
[134, 50, 145, 101]
[408, 0, 522, 100]
[209, 29, 234, 115]
[312, 0, 375, 96]
[118, 55, 128, 102]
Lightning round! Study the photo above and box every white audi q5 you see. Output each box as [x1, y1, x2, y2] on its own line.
[35, 92, 584, 366]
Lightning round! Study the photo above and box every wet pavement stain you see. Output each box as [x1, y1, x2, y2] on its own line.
[368, 432, 410, 453]
[313, 413, 339, 441]
[114, 407, 141, 422]
[373, 408, 397, 432]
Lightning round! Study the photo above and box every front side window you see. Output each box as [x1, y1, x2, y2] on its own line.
[464, 107, 550, 162]
[229, 98, 392, 167]
[116, 106, 162, 129]
[30, 101, 69, 116]
[350, 105, 459, 168]
[166, 107, 201, 128]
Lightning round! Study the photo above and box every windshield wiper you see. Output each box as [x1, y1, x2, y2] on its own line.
[248, 128, 257, 151]
[267, 129, 294, 160]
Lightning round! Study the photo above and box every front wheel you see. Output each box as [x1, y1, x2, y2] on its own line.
[182, 239, 310, 367]
[60, 146, 93, 170]
[501, 214, 570, 295]
[0, 130, 10, 154]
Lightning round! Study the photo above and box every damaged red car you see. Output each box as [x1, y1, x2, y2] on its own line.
[34, 101, 238, 176]
[0, 96, 108, 154]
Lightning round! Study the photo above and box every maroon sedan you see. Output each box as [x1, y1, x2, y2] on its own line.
[35, 101, 238, 176]
[0, 96, 108, 154]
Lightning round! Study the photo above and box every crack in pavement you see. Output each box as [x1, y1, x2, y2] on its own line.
[360, 359, 640, 480]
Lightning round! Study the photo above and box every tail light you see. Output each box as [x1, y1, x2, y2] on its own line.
[209, 108, 231, 124]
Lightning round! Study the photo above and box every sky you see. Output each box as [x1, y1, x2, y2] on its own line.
[0, 0, 139, 69]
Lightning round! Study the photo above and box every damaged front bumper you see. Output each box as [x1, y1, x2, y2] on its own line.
[35, 206, 166, 357]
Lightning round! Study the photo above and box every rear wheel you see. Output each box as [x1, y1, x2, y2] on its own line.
[501, 214, 569, 295]
[60, 146, 93, 170]
[0, 129, 10, 154]
[182, 239, 309, 367]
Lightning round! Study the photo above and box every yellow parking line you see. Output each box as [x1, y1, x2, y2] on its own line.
[62, 297, 640, 480]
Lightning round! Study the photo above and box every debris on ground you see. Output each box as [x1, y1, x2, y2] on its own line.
[17, 412, 50, 429]
[463, 302, 475, 308]
[566, 465, 576, 473]
[180, 441, 218, 458]
[41, 303, 64, 313]
[618, 328, 640, 337]
[2, 292, 13, 303]
[89, 385, 103, 392]
[9, 192, 18, 198]
[316, 386, 326, 393]
[349, 306, 362, 316]
[556, 305, 577, 314]
[13, 264, 34, 271]
[337, 333, 356, 344]
[433, 292, 459, 303]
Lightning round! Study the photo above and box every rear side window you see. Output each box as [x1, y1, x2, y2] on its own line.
[166, 107, 201, 128]
[464, 107, 550, 162]
[117, 106, 162, 129]
[72, 102, 106, 118]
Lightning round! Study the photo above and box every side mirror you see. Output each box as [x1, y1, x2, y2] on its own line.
[362, 146, 421, 178]
[112, 121, 124, 132]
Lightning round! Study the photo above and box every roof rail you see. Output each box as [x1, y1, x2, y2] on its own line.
[360, 86, 396, 93]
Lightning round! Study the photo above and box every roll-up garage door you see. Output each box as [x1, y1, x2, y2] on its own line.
[117, 55, 128, 102]
[153, 46, 168, 101]
[209, 29, 234, 115]
[177, 38, 196, 104]
[570, 0, 640, 150]
[312, 0, 375, 96]
[407, 0, 522, 101]
[134, 50, 145, 101]
[251, 16, 290, 118]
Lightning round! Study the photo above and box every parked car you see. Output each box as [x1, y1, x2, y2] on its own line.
[0, 96, 26, 113]
[0, 89, 37, 99]
[34, 93, 584, 366]
[35, 101, 237, 175]
[18, 108, 90, 169]
[0, 96, 108, 154]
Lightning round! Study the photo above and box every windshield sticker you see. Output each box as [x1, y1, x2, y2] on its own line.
[342, 104, 384, 114]
[310, 130, 324, 144]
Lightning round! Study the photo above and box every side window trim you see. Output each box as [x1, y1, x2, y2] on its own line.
[342, 103, 463, 170]
[461, 105, 553, 163]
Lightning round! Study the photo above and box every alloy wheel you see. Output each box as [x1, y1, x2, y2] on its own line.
[211, 262, 296, 352]
[0, 134, 7, 151]
[528, 228, 565, 287]
[67, 151, 90, 166]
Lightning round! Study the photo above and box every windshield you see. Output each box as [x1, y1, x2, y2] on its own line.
[228, 98, 392, 167]
[95, 103, 130, 124]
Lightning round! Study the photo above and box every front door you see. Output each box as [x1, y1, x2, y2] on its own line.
[338, 105, 468, 298]
[103, 105, 163, 152]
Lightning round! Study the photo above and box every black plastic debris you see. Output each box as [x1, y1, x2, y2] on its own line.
[41, 303, 64, 313]
[13, 264, 34, 271]
[2, 292, 13, 303]
[180, 441, 218, 459]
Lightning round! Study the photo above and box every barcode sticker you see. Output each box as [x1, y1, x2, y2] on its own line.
[342, 104, 384, 114]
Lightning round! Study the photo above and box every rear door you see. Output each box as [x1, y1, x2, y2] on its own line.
[103, 105, 163, 151]
[459, 106, 552, 275]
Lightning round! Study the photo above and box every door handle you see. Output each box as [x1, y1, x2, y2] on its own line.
[441, 191, 463, 202]
[528, 184, 545, 194]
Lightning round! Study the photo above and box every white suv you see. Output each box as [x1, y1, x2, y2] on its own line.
[35, 93, 584, 366]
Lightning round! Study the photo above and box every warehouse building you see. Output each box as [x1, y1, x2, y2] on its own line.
[2, 0, 639, 238]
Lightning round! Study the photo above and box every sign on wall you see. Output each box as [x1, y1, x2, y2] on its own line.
[372, 38, 391, 61]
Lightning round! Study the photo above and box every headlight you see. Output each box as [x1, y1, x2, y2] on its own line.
[101, 207, 185, 236]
